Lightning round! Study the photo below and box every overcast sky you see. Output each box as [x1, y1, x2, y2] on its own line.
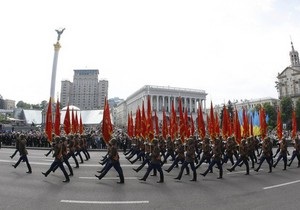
[1, 0, 300, 107]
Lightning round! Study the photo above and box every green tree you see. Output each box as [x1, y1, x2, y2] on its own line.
[295, 98, 300, 131]
[16, 101, 31, 109]
[281, 97, 293, 129]
[263, 103, 277, 130]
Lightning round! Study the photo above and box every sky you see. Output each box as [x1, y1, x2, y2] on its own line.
[1, 0, 300, 107]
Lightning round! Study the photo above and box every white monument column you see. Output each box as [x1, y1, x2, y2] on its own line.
[50, 28, 65, 101]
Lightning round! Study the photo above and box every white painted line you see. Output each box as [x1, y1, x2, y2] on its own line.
[79, 176, 137, 180]
[60, 200, 149, 204]
[226, 169, 263, 175]
[263, 180, 300, 190]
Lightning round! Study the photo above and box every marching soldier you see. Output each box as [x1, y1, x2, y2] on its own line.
[68, 135, 80, 168]
[288, 137, 300, 167]
[174, 138, 197, 181]
[254, 137, 273, 173]
[273, 137, 288, 170]
[10, 133, 20, 159]
[227, 138, 249, 175]
[95, 138, 125, 184]
[139, 139, 164, 183]
[200, 137, 223, 179]
[12, 134, 32, 174]
[195, 137, 212, 170]
[42, 137, 70, 182]
[52, 136, 73, 176]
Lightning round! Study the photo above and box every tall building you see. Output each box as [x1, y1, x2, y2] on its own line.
[60, 69, 108, 110]
[114, 85, 207, 128]
[277, 42, 300, 104]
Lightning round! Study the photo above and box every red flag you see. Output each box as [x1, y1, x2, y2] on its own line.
[54, 99, 60, 136]
[242, 107, 249, 138]
[141, 101, 147, 138]
[197, 102, 205, 139]
[71, 108, 76, 134]
[162, 106, 169, 139]
[259, 107, 267, 139]
[127, 112, 134, 138]
[102, 98, 113, 144]
[276, 108, 282, 140]
[222, 105, 229, 139]
[135, 107, 141, 138]
[147, 95, 154, 140]
[75, 111, 79, 133]
[45, 97, 53, 142]
[190, 113, 195, 137]
[215, 112, 220, 137]
[63, 104, 71, 135]
[209, 101, 215, 139]
[292, 109, 297, 139]
[79, 114, 84, 134]
[184, 108, 190, 138]
[154, 110, 159, 136]
[170, 99, 178, 140]
[178, 97, 186, 142]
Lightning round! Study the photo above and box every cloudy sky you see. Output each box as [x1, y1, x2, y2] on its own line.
[1, 0, 300, 107]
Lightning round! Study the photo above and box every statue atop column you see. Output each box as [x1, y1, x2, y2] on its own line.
[55, 28, 65, 42]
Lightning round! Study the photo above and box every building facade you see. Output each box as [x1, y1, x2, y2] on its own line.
[60, 69, 108, 110]
[114, 85, 207, 128]
[277, 42, 300, 104]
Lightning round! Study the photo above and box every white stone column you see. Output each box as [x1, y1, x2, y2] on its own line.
[50, 42, 61, 101]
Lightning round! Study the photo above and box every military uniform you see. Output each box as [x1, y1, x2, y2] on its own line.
[195, 138, 212, 169]
[223, 137, 238, 165]
[67, 135, 79, 168]
[161, 137, 176, 165]
[10, 134, 20, 159]
[254, 137, 273, 173]
[174, 138, 197, 181]
[12, 134, 32, 174]
[201, 138, 223, 179]
[164, 139, 186, 173]
[52, 137, 73, 176]
[227, 139, 249, 175]
[139, 139, 164, 183]
[42, 137, 70, 182]
[288, 137, 300, 167]
[133, 141, 151, 172]
[273, 138, 288, 170]
[95, 139, 125, 184]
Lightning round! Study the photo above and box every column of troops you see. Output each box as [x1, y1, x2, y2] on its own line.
[8, 132, 300, 184]
[121, 134, 300, 183]
[10, 133, 90, 183]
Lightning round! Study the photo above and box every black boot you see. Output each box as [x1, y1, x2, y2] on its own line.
[190, 171, 197, 181]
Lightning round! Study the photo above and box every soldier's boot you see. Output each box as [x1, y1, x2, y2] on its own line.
[174, 169, 183, 180]
[283, 163, 287, 171]
[151, 169, 157, 176]
[217, 170, 223, 179]
[245, 166, 250, 175]
[157, 173, 164, 183]
[185, 166, 190, 175]
[190, 171, 197, 181]
[268, 164, 272, 173]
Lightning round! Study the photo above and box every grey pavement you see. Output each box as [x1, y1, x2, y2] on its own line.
[0, 147, 300, 210]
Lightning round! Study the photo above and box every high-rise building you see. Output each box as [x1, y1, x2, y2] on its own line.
[60, 69, 108, 110]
